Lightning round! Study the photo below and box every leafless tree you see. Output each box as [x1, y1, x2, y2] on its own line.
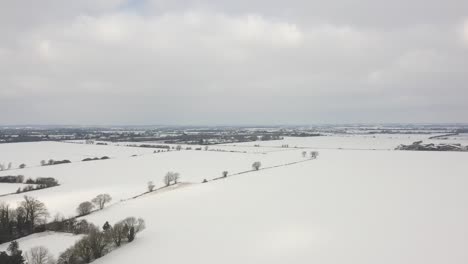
[92, 194, 112, 210]
[20, 196, 49, 231]
[310, 151, 319, 159]
[252, 161, 262, 170]
[57, 247, 78, 264]
[164, 171, 180, 186]
[176, 145, 182, 151]
[17, 175, 24, 183]
[25, 246, 55, 264]
[19, 163, 26, 169]
[87, 227, 109, 259]
[173, 172, 180, 184]
[0, 163, 4, 170]
[302, 151, 307, 158]
[75, 238, 93, 263]
[147, 181, 155, 192]
[40, 160, 46, 166]
[110, 222, 126, 247]
[77, 201, 95, 216]
[222, 171, 228, 177]
[163, 173, 171, 186]
[7, 162, 12, 170]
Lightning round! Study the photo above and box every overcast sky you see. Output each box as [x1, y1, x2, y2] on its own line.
[1, 0, 467, 125]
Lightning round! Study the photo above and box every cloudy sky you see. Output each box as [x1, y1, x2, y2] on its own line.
[1, 0, 467, 125]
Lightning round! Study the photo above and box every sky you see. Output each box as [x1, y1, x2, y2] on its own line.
[0, 0, 467, 125]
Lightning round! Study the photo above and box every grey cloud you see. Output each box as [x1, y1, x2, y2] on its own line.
[0, 0, 467, 125]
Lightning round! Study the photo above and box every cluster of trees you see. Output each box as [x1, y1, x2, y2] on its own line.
[40, 160, 71, 166]
[0, 175, 25, 183]
[163, 172, 180, 187]
[0, 196, 49, 244]
[0, 217, 146, 264]
[82, 157, 109, 162]
[0, 241, 26, 264]
[57, 217, 145, 264]
[15, 178, 59, 194]
[76, 194, 112, 216]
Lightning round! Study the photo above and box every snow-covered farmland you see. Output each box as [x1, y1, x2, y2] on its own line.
[1, 135, 468, 263]
[82, 148, 468, 264]
[225, 134, 468, 150]
[0, 141, 156, 170]
[0, 143, 308, 217]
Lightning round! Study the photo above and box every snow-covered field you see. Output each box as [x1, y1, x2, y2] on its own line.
[224, 134, 468, 150]
[0, 143, 307, 217]
[0, 141, 156, 170]
[1, 134, 468, 263]
[83, 148, 468, 264]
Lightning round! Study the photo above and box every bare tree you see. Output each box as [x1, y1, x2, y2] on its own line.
[204, 145, 209, 151]
[40, 160, 46, 166]
[164, 171, 180, 186]
[173, 172, 180, 184]
[121, 217, 146, 233]
[20, 196, 49, 231]
[310, 151, 319, 159]
[57, 247, 78, 264]
[147, 181, 155, 192]
[77, 201, 95, 216]
[163, 173, 171, 187]
[176, 145, 182, 151]
[222, 171, 228, 178]
[75, 238, 93, 263]
[19, 163, 26, 169]
[91, 194, 112, 210]
[25, 246, 55, 264]
[87, 227, 108, 259]
[252, 161, 262, 171]
[302, 151, 307, 158]
[7, 162, 12, 170]
[110, 222, 126, 247]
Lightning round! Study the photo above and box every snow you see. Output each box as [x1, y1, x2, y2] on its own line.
[0, 144, 309, 217]
[82, 148, 468, 264]
[0, 141, 156, 169]
[1, 136, 468, 263]
[225, 134, 468, 150]
[0, 231, 83, 259]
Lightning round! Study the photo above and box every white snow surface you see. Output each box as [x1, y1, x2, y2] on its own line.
[0, 141, 155, 169]
[1, 136, 468, 263]
[82, 149, 468, 264]
[0, 144, 308, 217]
[0, 231, 83, 259]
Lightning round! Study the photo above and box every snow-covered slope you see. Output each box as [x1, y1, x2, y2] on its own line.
[0, 145, 308, 217]
[81, 149, 468, 264]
